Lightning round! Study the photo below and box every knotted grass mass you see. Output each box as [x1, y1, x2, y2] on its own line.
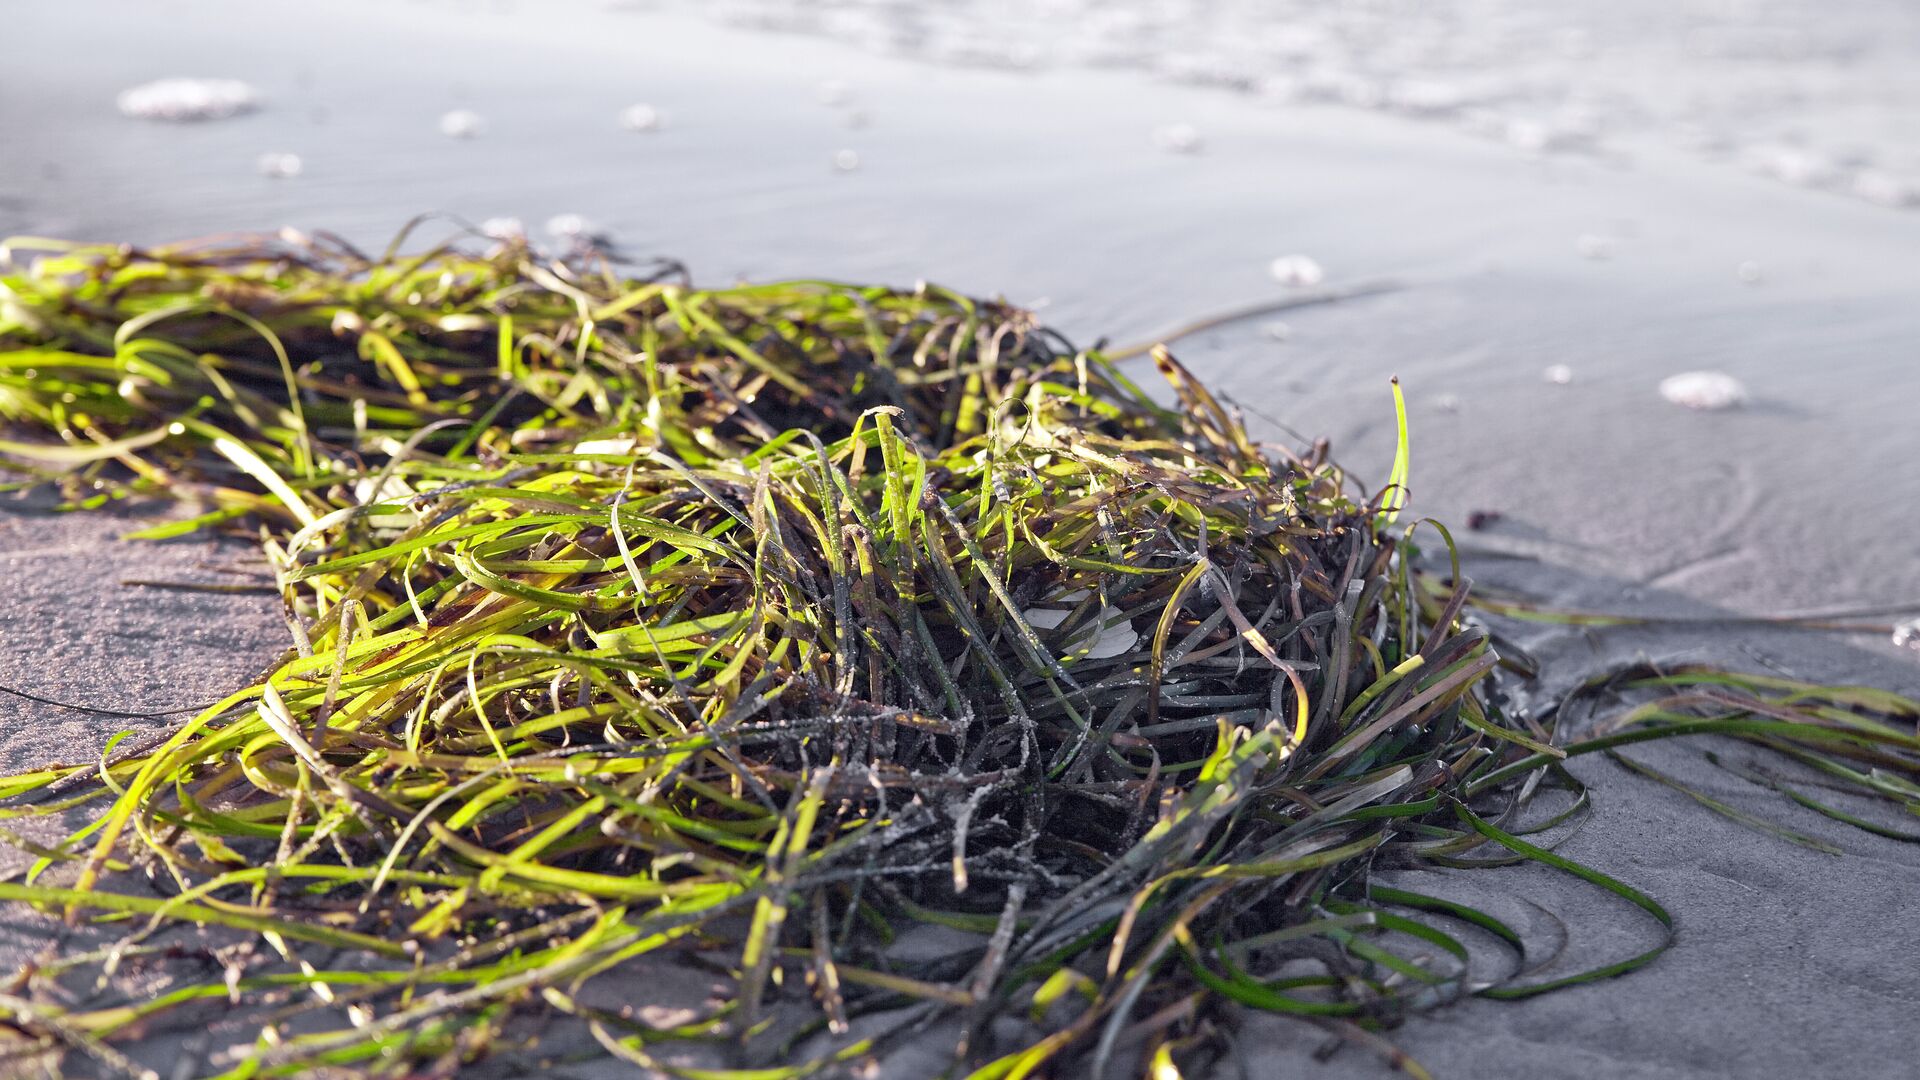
[0, 230, 1915, 1080]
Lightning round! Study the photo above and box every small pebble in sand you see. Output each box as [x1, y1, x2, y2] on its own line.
[818, 79, 852, 107]
[1659, 371, 1748, 410]
[1153, 122, 1203, 154]
[1575, 233, 1614, 260]
[117, 77, 258, 121]
[479, 217, 526, 241]
[832, 149, 861, 172]
[1466, 510, 1503, 531]
[1267, 255, 1324, 287]
[1893, 617, 1920, 651]
[255, 152, 302, 179]
[1736, 260, 1764, 284]
[438, 109, 486, 139]
[620, 103, 662, 132]
[1543, 364, 1573, 385]
[1262, 321, 1292, 342]
[544, 213, 591, 241]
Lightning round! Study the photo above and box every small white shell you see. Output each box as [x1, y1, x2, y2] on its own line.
[117, 78, 258, 121]
[478, 217, 526, 241]
[1267, 255, 1325, 288]
[1022, 597, 1138, 661]
[620, 103, 662, 132]
[256, 152, 302, 179]
[1153, 122, 1203, 154]
[1659, 371, 1748, 410]
[1575, 233, 1614, 260]
[438, 109, 486, 139]
[545, 213, 591, 240]
[573, 438, 640, 456]
[1082, 620, 1141, 660]
[818, 79, 853, 107]
[354, 476, 414, 505]
[353, 476, 418, 531]
[1022, 608, 1069, 631]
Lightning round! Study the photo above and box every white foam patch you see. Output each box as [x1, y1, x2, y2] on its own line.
[693, 1, 1920, 215]
[1854, 170, 1915, 207]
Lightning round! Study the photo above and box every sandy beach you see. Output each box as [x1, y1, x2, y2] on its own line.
[3, 2, 1918, 1076]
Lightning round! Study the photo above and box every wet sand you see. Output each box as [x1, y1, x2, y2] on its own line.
[3, 1, 1918, 1076]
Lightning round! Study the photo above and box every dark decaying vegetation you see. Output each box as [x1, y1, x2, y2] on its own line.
[0, 228, 1915, 1079]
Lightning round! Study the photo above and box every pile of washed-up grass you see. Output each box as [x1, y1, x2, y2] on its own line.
[0, 230, 1916, 1080]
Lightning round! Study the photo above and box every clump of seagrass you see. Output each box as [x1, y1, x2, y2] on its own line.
[0, 230, 1917, 1080]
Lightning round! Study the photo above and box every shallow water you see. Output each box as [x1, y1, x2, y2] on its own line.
[697, 0, 1920, 211]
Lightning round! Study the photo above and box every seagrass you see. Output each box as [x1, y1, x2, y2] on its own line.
[0, 229, 1914, 1079]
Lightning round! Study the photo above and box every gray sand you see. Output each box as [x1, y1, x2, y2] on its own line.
[2, 2, 1918, 1076]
